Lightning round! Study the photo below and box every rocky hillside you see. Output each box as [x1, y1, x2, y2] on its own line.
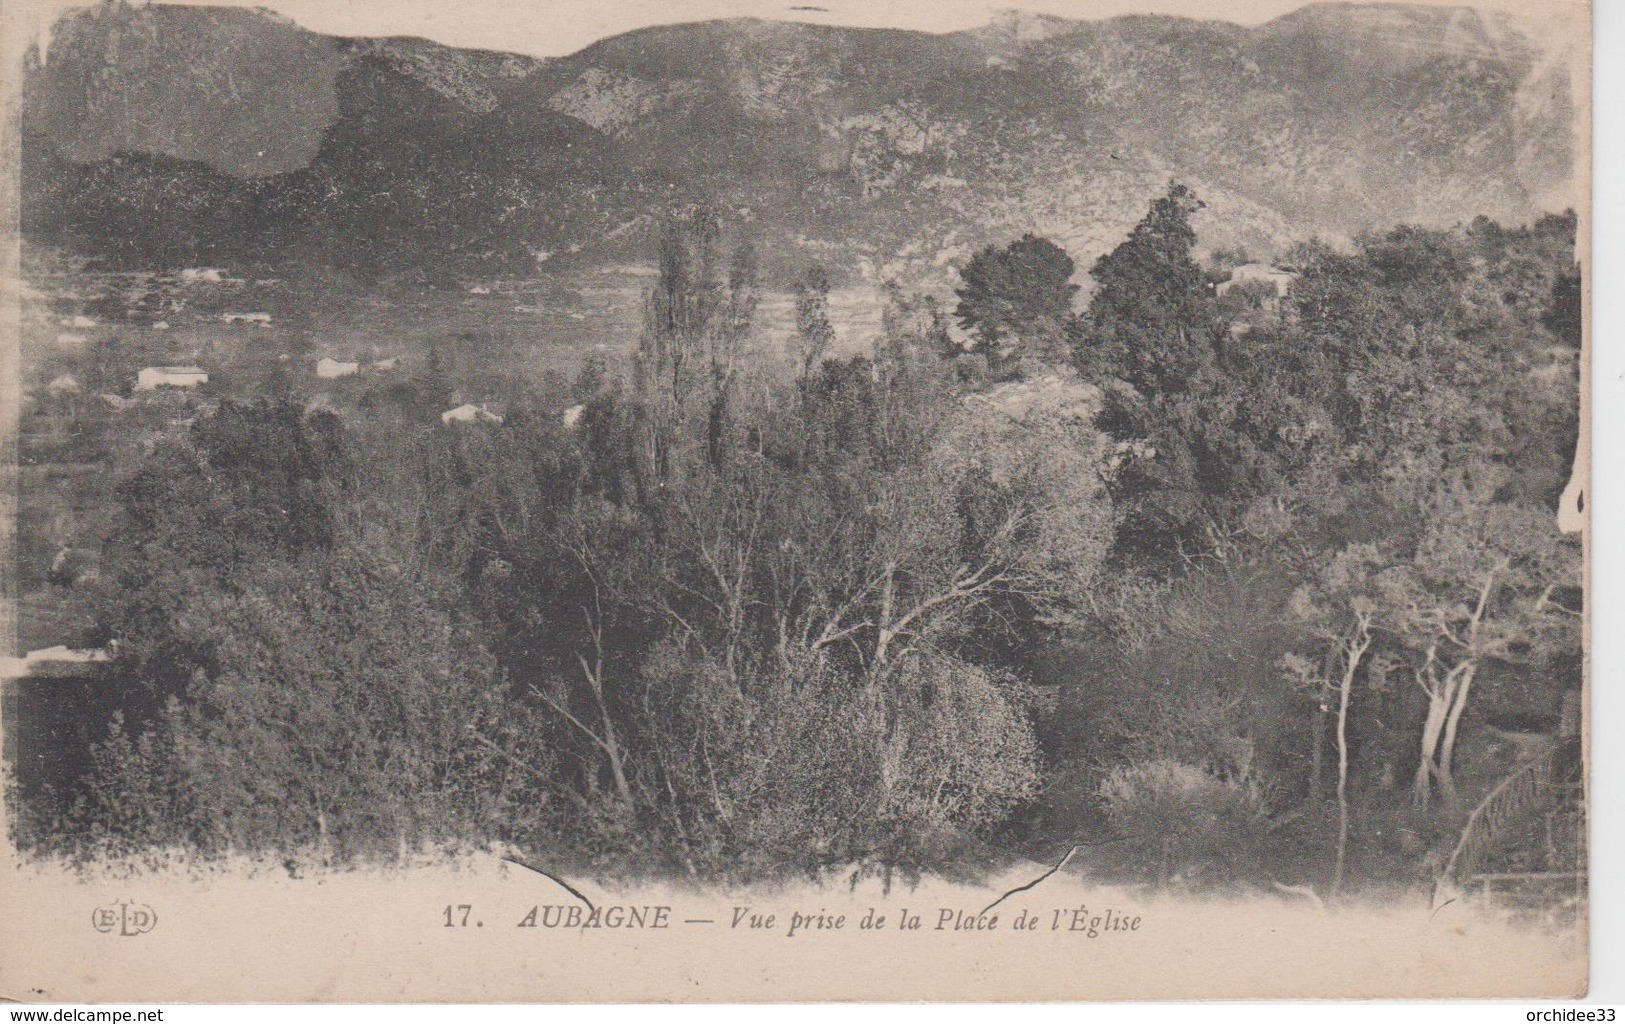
[20, 2, 1577, 286]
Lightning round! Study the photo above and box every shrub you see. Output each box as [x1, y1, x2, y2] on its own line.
[72, 546, 546, 862]
[558, 639, 1042, 883]
[1098, 757, 1271, 886]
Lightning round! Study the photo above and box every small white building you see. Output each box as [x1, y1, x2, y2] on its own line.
[373, 356, 400, 370]
[220, 312, 272, 325]
[442, 403, 504, 426]
[180, 267, 232, 283]
[1216, 263, 1298, 302]
[317, 357, 360, 379]
[0, 645, 112, 680]
[136, 366, 208, 390]
[562, 404, 586, 429]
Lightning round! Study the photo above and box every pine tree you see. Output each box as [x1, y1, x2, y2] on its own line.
[953, 233, 1077, 368]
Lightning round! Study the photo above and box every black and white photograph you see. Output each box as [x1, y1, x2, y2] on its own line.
[0, 0, 1596, 1002]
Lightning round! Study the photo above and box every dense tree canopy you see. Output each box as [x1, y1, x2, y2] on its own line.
[954, 233, 1078, 367]
[1077, 182, 1210, 391]
[25, 193, 1582, 902]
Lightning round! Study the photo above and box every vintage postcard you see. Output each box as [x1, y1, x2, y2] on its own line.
[0, 0, 1592, 1002]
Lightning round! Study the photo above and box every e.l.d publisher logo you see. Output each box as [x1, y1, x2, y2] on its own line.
[91, 900, 157, 936]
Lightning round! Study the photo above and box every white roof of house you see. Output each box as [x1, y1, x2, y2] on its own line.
[0, 645, 112, 679]
[442, 403, 504, 425]
[1229, 262, 1298, 279]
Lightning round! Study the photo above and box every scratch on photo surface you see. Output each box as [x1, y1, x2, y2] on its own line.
[503, 857, 596, 911]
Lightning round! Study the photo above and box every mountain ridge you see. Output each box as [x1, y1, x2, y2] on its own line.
[21, 2, 1577, 284]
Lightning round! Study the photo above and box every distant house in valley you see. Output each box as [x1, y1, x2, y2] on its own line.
[442, 403, 504, 426]
[136, 366, 208, 390]
[0, 645, 112, 680]
[373, 356, 400, 370]
[220, 312, 272, 325]
[1216, 263, 1298, 306]
[180, 267, 232, 284]
[317, 357, 360, 379]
